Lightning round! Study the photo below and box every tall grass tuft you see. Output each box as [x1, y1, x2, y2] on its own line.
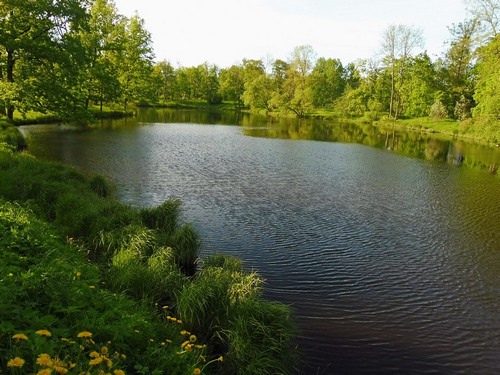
[140, 198, 182, 234]
[170, 223, 200, 275]
[222, 299, 298, 375]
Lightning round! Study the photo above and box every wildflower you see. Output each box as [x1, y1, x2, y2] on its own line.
[77, 331, 93, 338]
[171, 317, 177, 322]
[189, 334, 197, 343]
[106, 358, 113, 368]
[89, 357, 104, 366]
[114, 370, 125, 375]
[218, 356, 224, 362]
[181, 340, 189, 348]
[101, 346, 109, 355]
[120, 354, 127, 360]
[70, 363, 76, 369]
[193, 369, 202, 375]
[54, 366, 68, 374]
[166, 316, 172, 320]
[36, 353, 53, 367]
[51, 357, 66, 369]
[7, 357, 25, 367]
[35, 329, 52, 337]
[180, 330, 190, 335]
[177, 320, 182, 324]
[37, 369, 53, 375]
[12, 333, 28, 341]
[89, 351, 100, 358]
[76, 272, 82, 278]
[166, 339, 172, 344]
[162, 305, 169, 309]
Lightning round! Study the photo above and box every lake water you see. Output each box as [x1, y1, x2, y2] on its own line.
[21, 109, 500, 374]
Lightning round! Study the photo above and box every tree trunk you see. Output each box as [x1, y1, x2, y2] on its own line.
[6, 49, 15, 120]
[389, 64, 395, 118]
[0, 52, 5, 117]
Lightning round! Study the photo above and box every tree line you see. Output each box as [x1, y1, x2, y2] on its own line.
[1, 0, 499, 132]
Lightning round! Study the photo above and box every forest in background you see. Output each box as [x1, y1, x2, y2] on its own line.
[0, 0, 499, 141]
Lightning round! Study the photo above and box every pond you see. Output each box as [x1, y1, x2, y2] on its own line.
[21, 109, 500, 374]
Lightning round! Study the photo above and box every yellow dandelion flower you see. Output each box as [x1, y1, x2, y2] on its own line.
[161, 342, 166, 346]
[54, 366, 68, 374]
[180, 330, 190, 335]
[181, 340, 189, 348]
[70, 363, 76, 369]
[166, 316, 172, 320]
[12, 333, 28, 341]
[171, 317, 177, 322]
[37, 369, 53, 375]
[36, 353, 53, 367]
[189, 334, 197, 343]
[193, 368, 202, 375]
[76, 272, 82, 278]
[186, 344, 193, 352]
[101, 346, 109, 355]
[77, 331, 93, 338]
[7, 357, 25, 367]
[51, 357, 66, 369]
[162, 305, 169, 309]
[113, 370, 125, 375]
[89, 357, 104, 366]
[106, 358, 113, 368]
[89, 351, 100, 358]
[177, 320, 182, 324]
[35, 329, 52, 337]
[195, 345, 203, 349]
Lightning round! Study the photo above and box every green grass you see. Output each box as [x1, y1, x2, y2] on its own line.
[0, 127, 298, 374]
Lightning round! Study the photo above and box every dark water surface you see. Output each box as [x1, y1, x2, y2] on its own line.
[21, 110, 500, 374]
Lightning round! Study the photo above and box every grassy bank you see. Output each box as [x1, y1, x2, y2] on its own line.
[0, 122, 298, 374]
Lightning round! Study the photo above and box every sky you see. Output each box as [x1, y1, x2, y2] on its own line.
[112, 0, 468, 68]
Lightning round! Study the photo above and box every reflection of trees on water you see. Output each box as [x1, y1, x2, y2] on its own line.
[132, 108, 499, 178]
[241, 118, 500, 177]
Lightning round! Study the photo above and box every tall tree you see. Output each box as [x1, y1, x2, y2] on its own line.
[309, 57, 345, 107]
[219, 65, 245, 107]
[381, 24, 424, 118]
[440, 18, 479, 116]
[473, 34, 500, 120]
[465, 0, 499, 38]
[0, 0, 89, 119]
[114, 14, 155, 110]
[153, 60, 177, 102]
[79, 0, 123, 110]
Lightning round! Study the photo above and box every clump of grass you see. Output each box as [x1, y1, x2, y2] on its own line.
[140, 198, 183, 234]
[0, 202, 207, 374]
[0, 126, 298, 374]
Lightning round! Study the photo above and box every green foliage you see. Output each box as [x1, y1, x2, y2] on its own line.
[473, 34, 500, 120]
[0, 202, 207, 374]
[429, 98, 449, 118]
[0, 133, 296, 373]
